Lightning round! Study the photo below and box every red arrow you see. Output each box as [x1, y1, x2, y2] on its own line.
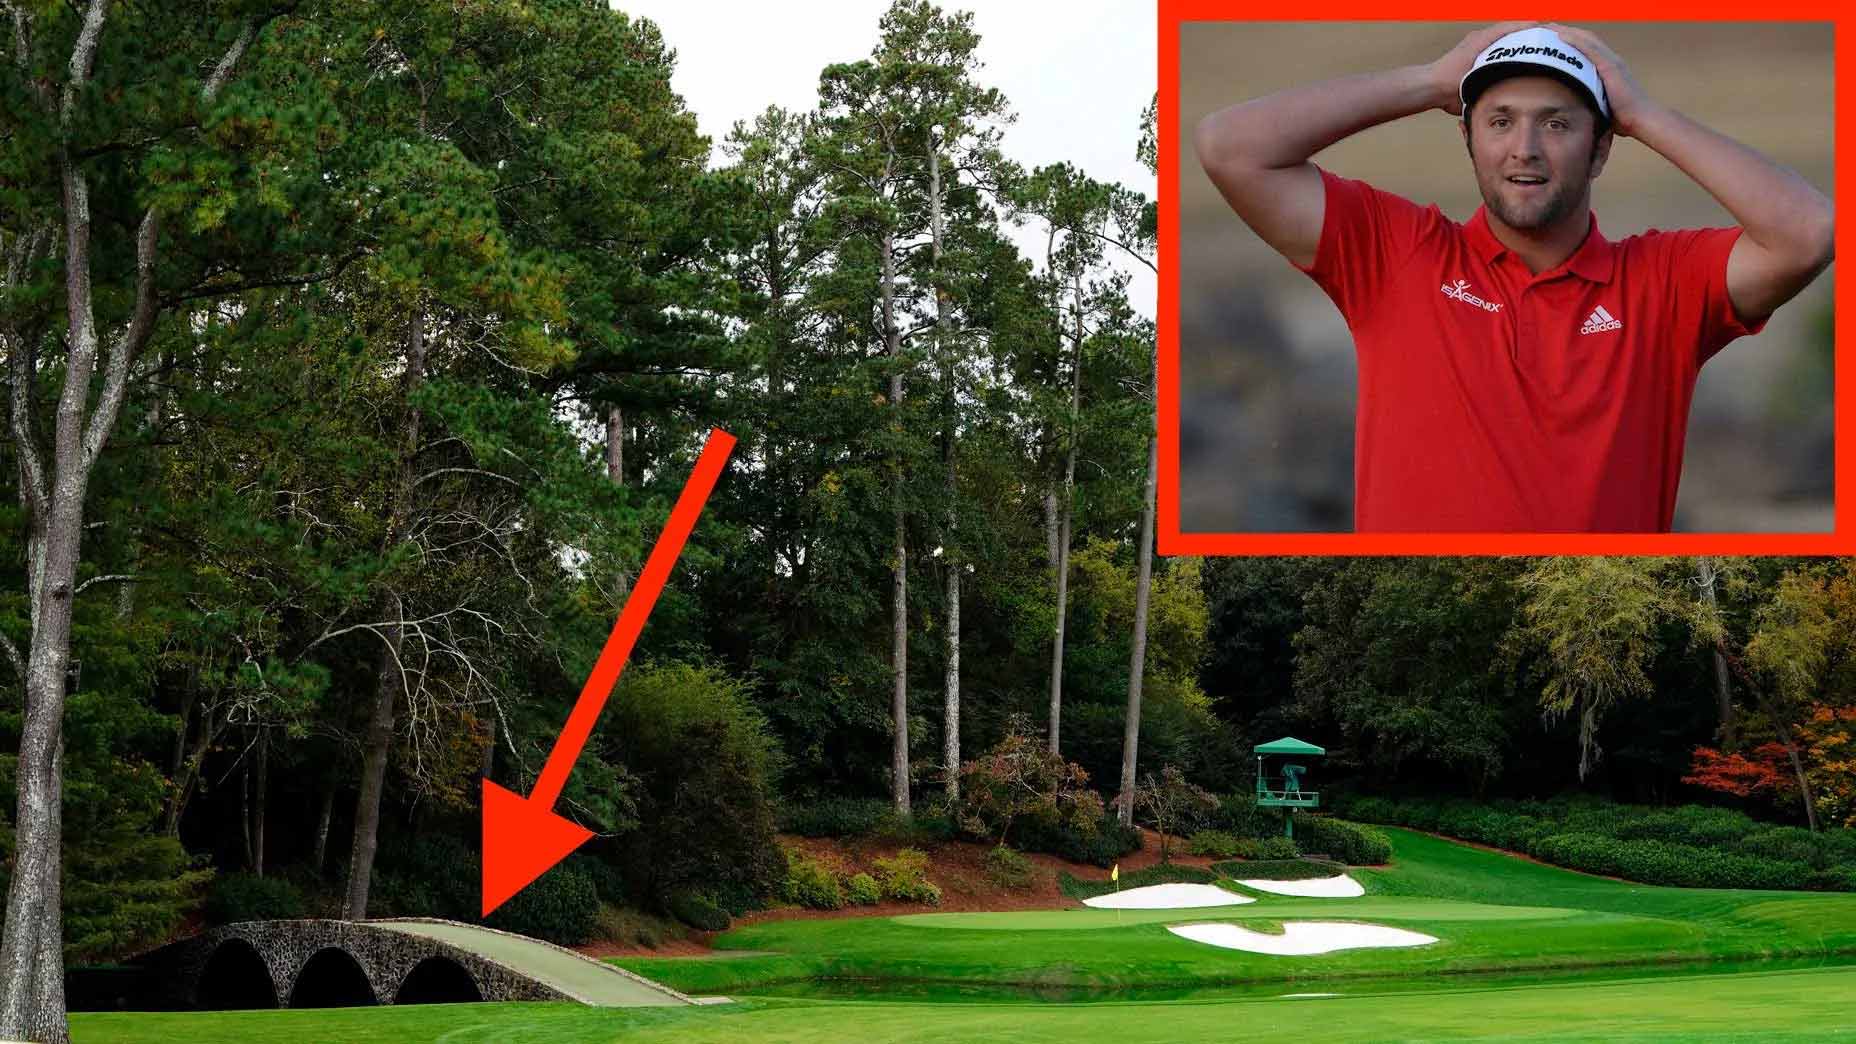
[481, 427, 736, 916]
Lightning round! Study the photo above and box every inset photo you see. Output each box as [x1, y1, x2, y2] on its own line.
[1164, 19, 1839, 550]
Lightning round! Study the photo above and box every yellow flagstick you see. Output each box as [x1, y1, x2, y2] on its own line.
[1112, 862, 1121, 925]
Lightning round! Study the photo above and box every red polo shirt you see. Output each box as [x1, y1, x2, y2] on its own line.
[1295, 166, 1765, 532]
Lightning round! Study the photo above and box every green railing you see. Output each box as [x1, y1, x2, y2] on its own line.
[1255, 777, 1319, 808]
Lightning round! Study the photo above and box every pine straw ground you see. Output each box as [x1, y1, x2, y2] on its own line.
[578, 828, 1217, 958]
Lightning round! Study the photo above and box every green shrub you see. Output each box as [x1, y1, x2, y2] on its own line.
[1532, 833, 1814, 891]
[372, 834, 478, 921]
[487, 862, 600, 945]
[1804, 867, 1856, 892]
[1190, 831, 1298, 860]
[1059, 864, 1213, 900]
[1736, 827, 1832, 870]
[1819, 829, 1856, 865]
[1233, 835, 1301, 860]
[1210, 792, 1276, 838]
[1188, 830, 1244, 858]
[203, 873, 305, 926]
[872, 807, 959, 847]
[1344, 795, 1856, 892]
[1015, 811, 1142, 867]
[574, 855, 629, 904]
[1613, 806, 1756, 850]
[872, 848, 941, 905]
[604, 662, 786, 916]
[779, 797, 892, 838]
[1338, 795, 1397, 825]
[985, 845, 1037, 890]
[782, 850, 845, 910]
[666, 891, 731, 932]
[1210, 857, 1346, 881]
[1294, 815, 1392, 865]
[593, 903, 685, 948]
[845, 872, 882, 905]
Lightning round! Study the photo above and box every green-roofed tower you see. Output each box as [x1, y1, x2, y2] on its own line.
[1255, 736, 1325, 838]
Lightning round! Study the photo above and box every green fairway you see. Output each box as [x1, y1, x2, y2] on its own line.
[610, 827, 1856, 995]
[70, 963, 1856, 1042]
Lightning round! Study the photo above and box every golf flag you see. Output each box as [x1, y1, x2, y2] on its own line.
[1111, 863, 1119, 883]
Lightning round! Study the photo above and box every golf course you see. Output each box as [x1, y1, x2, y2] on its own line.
[69, 826, 1856, 1041]
[3, 2, 1849, 1042]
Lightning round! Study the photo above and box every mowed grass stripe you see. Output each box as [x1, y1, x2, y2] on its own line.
[71, 964, 1856, 1043]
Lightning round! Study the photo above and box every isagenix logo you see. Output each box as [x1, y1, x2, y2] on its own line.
[1441, 278, 1503, 313]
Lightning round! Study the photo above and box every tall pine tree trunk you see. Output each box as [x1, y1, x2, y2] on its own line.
[312, 782, 336, 877]
[929, 142, 961, 803]
[1770, 713, 1820, 832]
[1118, 431, 1159, 825]
[240, 757, 254, 871]
[346, 590, 405, 918]
[1, 17, 254, 1038]
[883, 227, 910, 816]
[606, 404, 631, 599]
[1694, 557, 1738, 748]
[481, 714, 497, 779]
[607, 404, 624, 485]
[1043, 491, 1060, 570]
[344, 304, 427, 920]
[252, 728, 269, 876]
[1047, 270, 1083, 756]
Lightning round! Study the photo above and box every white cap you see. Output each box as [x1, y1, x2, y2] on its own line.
[1460, 27, 1609, 121]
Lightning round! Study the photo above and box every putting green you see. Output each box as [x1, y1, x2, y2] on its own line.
[896, 897, 1580, 929]
[614, 827, 1856, 996]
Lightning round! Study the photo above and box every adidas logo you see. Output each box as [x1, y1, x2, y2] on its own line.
[1581, 305, 1622, 334]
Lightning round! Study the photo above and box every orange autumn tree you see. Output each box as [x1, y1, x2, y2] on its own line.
[1797, 705, 1856, 829]
[1683, 743, 1798, 807]
[1693, 560, 1856, 832]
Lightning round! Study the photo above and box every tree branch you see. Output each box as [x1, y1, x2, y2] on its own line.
[157, 249, 369, 308]
[4, 226, 51, 521]
[80, 205, 159, 473]
[73, 572, 136, 597]
[412, 467, 520, 490]
[0, 632, 21, 679]
[78, 16, 268, 474]
[201, 19, 259, 104]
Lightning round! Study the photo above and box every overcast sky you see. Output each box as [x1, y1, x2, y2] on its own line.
[612, 0, 1157, 318]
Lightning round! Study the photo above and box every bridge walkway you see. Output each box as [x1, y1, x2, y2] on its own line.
[370, 919, 693, 1007]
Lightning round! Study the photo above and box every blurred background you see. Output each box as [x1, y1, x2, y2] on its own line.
[1177, 22, 1834, 533]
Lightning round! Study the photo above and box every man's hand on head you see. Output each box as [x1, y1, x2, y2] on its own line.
[1544, 23, 1654, 136]
[1428, 21, 1541, 115]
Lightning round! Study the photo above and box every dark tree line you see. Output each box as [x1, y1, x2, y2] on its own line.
[1201, 556, 1856, 826]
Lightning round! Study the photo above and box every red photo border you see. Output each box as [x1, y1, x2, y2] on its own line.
[1157, 6, 1848, 555]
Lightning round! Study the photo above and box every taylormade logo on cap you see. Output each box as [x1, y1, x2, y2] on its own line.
[1461, 27, 1610, 120]
[1483, 44, 1585, 70]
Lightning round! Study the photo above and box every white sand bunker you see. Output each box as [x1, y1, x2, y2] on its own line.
[1168, 921, 1436, 955]
[1081, 883, 1255, 909]
[1236, 874, 1365, 898]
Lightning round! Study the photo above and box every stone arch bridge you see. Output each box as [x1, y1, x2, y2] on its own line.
[135, 918, 697, 1010]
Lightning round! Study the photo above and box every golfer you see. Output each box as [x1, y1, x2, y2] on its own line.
[1194, 23, 1834, 532]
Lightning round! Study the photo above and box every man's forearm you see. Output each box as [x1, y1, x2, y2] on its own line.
[1629, 102, 1833, 256]
[1195, 64, 1446, 172]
